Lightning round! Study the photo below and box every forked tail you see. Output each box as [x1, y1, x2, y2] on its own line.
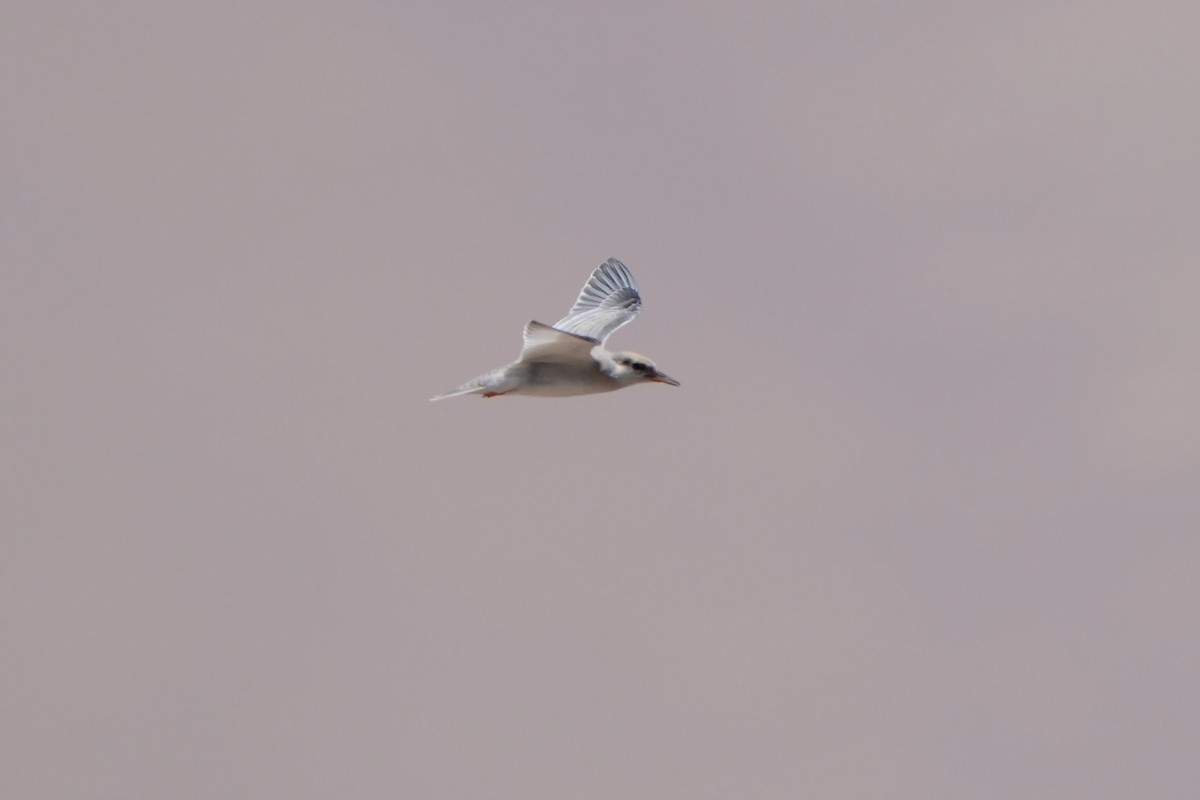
[428, 368, 506, 401]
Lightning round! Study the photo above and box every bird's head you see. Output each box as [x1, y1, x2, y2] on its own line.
[610, 352, 680, 388]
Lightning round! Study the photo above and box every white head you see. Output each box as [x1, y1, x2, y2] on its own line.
[609, 352, 681, 388]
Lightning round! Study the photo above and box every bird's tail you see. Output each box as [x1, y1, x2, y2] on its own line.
[429, 383, 485, 401]
[428, 369, 505, 401]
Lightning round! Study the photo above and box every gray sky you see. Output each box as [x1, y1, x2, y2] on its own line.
[3, 2, 1198, 798]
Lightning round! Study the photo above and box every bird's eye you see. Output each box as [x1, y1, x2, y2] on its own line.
[632, 362, 647, 372]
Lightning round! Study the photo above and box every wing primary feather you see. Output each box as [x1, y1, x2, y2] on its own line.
[565, 258, 639, 317]
[555, 258, 644, 344]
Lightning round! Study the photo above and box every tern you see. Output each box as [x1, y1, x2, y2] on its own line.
[430, 258, 679, 400]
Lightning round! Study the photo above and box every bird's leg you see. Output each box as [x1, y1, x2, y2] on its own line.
[482, 390, 513, 398]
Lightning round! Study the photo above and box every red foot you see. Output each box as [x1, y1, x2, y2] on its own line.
[482, 390, 513, 398]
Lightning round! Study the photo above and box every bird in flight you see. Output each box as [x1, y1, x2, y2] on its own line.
[430, 258, 679, 400]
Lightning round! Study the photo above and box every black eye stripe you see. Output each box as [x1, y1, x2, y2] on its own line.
[632, 362, 647, 371]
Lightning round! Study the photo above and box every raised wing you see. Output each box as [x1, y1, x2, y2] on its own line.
[553, 258, 642, 344]
[519, 320, 600, 363]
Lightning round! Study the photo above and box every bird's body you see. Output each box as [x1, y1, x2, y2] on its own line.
[430, 259, 679, 401]
[440, 355, 623, 399]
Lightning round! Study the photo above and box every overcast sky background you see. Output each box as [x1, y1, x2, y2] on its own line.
[4, 2, 1199, 798]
